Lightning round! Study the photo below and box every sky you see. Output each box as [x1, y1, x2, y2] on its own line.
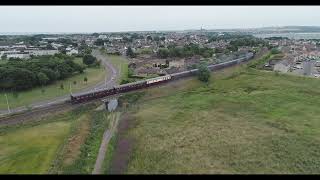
[0, 6, 320, 33]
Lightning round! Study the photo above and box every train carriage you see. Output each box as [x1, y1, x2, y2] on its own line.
[70, 53, 254, 104]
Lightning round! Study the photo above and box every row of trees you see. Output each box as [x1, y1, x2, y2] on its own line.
[0, 54, 86, 91]
[226, 37, 268, 52]
[157, 43, 215, 59]
[207, 33, 254, 43]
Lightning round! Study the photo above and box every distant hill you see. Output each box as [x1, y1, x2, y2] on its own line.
[251, 26, 320, 33]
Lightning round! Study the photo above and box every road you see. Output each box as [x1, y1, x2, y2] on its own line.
[0, 49, 120, 116]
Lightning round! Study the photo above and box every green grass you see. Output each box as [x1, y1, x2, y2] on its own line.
[0, 64, 105, 110]
[0, 121, 72, 174]
[99, 49, 128, 82]
[102, 133, 117, 174]
[118, 64, 320, 174]
[0, 103, 98, 174]
[0, 59, 8, 64]
[62, 110, 110, 174]
[107, 55, 128, 83]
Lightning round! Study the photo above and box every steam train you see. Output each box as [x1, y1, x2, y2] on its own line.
[70, 52, 254, 104]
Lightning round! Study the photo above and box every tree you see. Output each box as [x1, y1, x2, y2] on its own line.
[160, 36, 166, 41]
[83, 46, 92, 54]
[271, 48, 281, 54]
[60, 83, 64, 89]
[12, 91, 19, 99]
[147, 35, 153, 41]
[84, 77, 88, 84]
[83, 54, 97, 65]
[37, 72, 49, 86]
[165, 59, 170, 67]
[128, 68, 134, 78]
[157, 48, 169, 58]
[92, 33, 99, 37]
[94, 39, 104, 46]
[46, 44, 54, 50]
[1, 54, 7, 60]
[126, 47, 135, 58]
[153, 36, 160, 42]
[197, 63, 210, 83]
[73, 81, 77, 85]
[59, 47, 67, 54]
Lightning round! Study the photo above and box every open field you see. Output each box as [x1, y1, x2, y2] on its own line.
[0, 63, 105, 110]
[107, 55, 128, 83]
[99, 49, 128, 83]
[0, 120, 71, 174]
[0, 103, 103, 174]
[111, 63, 320, 174]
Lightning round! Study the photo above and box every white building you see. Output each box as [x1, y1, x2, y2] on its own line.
[51, 43, 64, 49]
[0, 45, 10, 49]
[26, 50, 59, 56]
[1, 50, 30, 59]
[11, 45, 27, 49]
[98, 35, 108, 39]
[7, 53, 30, 59]
[66, 49, 78, 56]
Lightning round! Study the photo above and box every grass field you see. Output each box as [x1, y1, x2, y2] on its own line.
[0, 103, 100, 174]
[0, 59, 105, 110]
[114, 62, 320, 174]
[0, 121, 72, 173]
[106, 55, 128, 83]
[99, 49, 128, 83]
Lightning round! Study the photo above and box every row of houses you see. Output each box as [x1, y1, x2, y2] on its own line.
[0, 49, 60, 59]
[1, 47, 78, 59]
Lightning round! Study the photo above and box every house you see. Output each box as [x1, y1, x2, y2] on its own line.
[169, 59, 185, 68]
[2, 50, 30, 59]
[26, 50, 59, 56]
[98, 35, 108, 39]
[66, 49, 79, 56]
[7, 53, 30, 59]
[67, 49, 79, 56]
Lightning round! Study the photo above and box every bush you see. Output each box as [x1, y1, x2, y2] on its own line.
[157, 48, 169, 59]
[197, 62, 211, 83]
[271, 48, 281, 54]
[83, 54, 97, 65]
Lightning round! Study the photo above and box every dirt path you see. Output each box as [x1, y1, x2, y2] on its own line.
[92, 112, 119, 174]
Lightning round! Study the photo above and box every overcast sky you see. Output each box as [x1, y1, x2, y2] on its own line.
[0, 6, 319, 33]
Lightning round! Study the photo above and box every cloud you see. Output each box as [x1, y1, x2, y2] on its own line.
[0, 6, 319, 33]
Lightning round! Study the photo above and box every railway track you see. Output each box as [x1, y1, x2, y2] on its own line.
[0, 53, 256, 126]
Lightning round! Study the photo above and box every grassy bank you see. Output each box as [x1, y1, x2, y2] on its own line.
[62, 109, 110, 174]
[112, 61, 320, 173]
[0, 103, 99, 174]
[0, 103, 110, 174]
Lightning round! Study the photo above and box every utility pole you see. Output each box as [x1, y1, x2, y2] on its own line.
[105, 75, 107, 87]
[5, 93, 10, 114]
[69, 82, 72, 95]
